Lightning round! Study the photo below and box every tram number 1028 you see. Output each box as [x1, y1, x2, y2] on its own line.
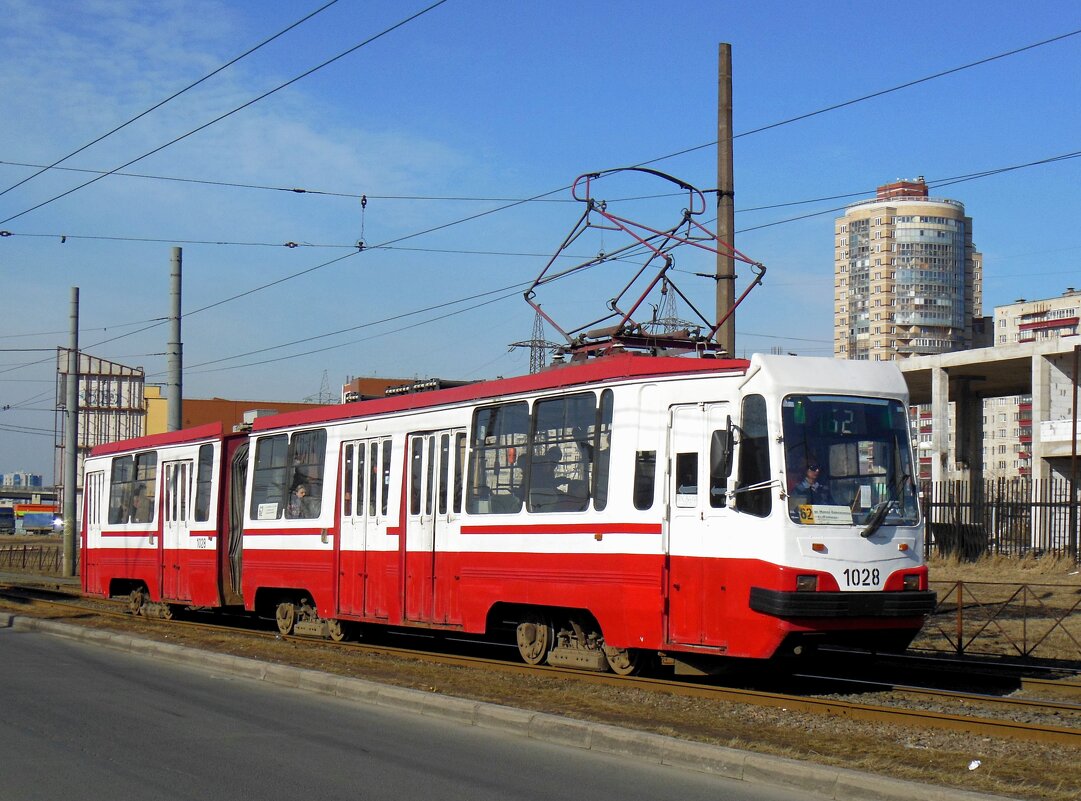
[842, 567, 880, 587]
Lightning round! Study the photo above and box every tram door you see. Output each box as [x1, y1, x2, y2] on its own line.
[161, 460, 194, 602]
[665, 403, 732, 646]
[337, 438, 393, 619]
[83, 470, 105, 542]
[404, 430, 465, 625]
[82, 470, 105, 586]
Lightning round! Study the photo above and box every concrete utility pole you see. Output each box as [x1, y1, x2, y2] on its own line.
[1071, 344, 1079, 559]
[63, 287, 79, 577]
[167, 247, 183, 432]
[715, 43, 735, 357]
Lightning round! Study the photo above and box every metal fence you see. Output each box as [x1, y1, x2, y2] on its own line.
[0, 543, 65, 573]
[918, 579, 1081, 661]
[921, 478, 1080, 561]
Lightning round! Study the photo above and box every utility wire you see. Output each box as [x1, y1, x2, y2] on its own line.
[0, 424, 55, 436]
[6, 146, 1080, 250]
[0, 160, 582, 203]
[2, 30, 1077, 376]
[1, 144, 1077, 377]
[0, 1, 341, 200]
[183, 286, 525, 376]
[736, 150, 1081, 235]
[635, 26, 1081, 168]
[0, 316, 165, 341]
[5, 23, 1076, 211]
[0, 0, 450, 226]
[184, 276, 535, 370]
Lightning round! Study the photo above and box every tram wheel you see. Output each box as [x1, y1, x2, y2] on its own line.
[327, 619, 348, 642]
[603, 645, 643, 676]
[275, 602, 297, 636]
[128, 588, 147, 616]
[516, 613, 553, 665]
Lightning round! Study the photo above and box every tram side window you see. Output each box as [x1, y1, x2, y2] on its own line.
[249, 430, 327, 520]
[288, 429, 326, 519]
[108, 455, 134, 524]
[438, 433, 451, 515]
[342, 444, 354, 518]
[194, 444, 213, 522]
[381, 440, 393, 516]
[633, 451, 656, 510]
[369, 439, 393, 517]
[409, 437, 424, 515]
[109, 452, 157, 525]
[592, 389, 613, 511]
[368, 442, 379, 516]
[735, 395, 772, 518]
[453, 432, 466, 514]
[467, 402, 528, 514]
[250, 434, 288, 520]
[132, 453, 157, 524]
[529, 392, 596, 513]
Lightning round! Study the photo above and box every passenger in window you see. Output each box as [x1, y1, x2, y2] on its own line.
[572, 425, 594, 464]
[533, 446, 562, 487]
[129, 484, 151, 524]
[287, 483, 319, 519]
[790, 461, 833, 506]
[529, 446, 565, 511]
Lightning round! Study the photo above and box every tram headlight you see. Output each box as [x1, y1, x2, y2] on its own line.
[795, 574, 818, 592]
[903, 573, 921, 591]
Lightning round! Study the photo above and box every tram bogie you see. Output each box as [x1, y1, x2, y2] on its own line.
[81, 353, 935, 673]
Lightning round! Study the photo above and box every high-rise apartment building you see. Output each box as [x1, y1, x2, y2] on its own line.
[834, 177, 982, 360]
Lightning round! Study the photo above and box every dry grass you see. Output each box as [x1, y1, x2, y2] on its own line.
[920, 554, 1081, 661]
[928, 552, 1081, 585]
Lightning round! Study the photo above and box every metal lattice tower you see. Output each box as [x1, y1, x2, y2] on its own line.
[509, 308, 560, 374]
[648, 279, 696, 335]
[304, 370, 336, 404]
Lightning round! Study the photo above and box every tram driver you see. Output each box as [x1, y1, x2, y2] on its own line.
[790, 461, 833, 507]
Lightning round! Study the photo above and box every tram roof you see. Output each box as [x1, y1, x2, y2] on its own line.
[253, 352, 752, 433]
[89, 421, 226, 457]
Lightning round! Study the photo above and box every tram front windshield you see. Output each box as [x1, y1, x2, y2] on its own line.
[782, 395, 919, 527]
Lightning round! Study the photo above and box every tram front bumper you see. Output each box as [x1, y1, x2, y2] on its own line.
[749, 588, 937, 618]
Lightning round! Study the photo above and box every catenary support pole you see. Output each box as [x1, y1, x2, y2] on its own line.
[715, 43, 735, 357]
[62, 287, 79, 577]
[1070, 344, 1078, 559]
[167, 247, 183, 432]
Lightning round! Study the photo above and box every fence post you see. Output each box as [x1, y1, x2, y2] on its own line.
[955, 581, 965, 656]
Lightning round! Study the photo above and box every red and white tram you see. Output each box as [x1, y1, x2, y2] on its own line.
[81, 352, 934, 674]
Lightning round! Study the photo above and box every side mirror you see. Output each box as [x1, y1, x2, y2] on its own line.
[710, 418, 735, 481]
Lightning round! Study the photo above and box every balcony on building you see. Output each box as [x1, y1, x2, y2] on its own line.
[1039, 418, 1081, 459]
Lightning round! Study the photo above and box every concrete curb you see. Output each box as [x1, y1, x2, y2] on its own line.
[9, 615, 1016, 801]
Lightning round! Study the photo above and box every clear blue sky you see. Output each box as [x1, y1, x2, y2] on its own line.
[1, 0, 1079, 477]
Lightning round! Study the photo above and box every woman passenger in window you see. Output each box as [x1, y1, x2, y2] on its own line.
[287, 483, 319, 519]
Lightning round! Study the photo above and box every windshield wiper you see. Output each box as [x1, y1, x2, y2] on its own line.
[861, 501, 890, 538]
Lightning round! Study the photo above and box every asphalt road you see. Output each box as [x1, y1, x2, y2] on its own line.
[0, 627, 805, 801]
